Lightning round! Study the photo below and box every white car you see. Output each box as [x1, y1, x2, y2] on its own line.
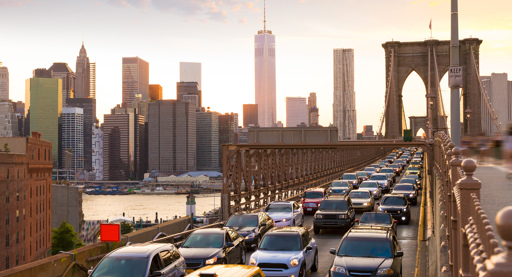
[358, 181, 382, 199]
[264, 201, 304, 227]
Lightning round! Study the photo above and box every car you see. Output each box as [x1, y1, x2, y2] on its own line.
[355, 171, 370, 183]
[249, 227, 318, 277]
[313, 195, 356, 234]
[301, 188, 327, 214]
[369, 173, 391, 193]
[88, 243, 186, 277]
[224, 212, 275, 249]
[341, 173, 359, 189]
[406, 166, 421, 178]
[363, 167, 377, 177]
[328, 180, 352, 196]
[357, 211, 398, 234]
[264, 201, 304, 227]
[358, 181, 382, 199]
[349, 190, 374, 212]
[178, 228, 246, 273]
[329, 225, 403, 277]
[380, 168, 397, 183]
[391, 183, 418, 205]
[399, 177, 420, 190]
[185, 265, 265, 277]
[370, 164, 382, 171]
[378, 194, 411, 224]
[411, 159, 422, 168]
[403, 174, 421, 188]
[388, 164, 402, 175]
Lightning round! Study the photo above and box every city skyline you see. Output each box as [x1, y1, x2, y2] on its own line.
[1, 0, 511, 132]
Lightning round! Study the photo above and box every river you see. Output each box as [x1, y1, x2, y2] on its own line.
[82, 193, 221, 221]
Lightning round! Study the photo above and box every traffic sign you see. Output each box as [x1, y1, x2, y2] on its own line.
[449, 66, 463, 88]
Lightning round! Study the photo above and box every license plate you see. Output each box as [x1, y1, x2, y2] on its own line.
[307, 208, 312, 211]
[186, 269, 195, 274]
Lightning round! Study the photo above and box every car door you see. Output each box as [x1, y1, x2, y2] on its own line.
[159, 249, 181, 277]
[228, 229, 243, 262]
[148, 254, 163, 277]
[293, 202, 302, 225]
[301, 232, 314, 269]
[224, 231, 237, 263]
[347, 200, 356, 223]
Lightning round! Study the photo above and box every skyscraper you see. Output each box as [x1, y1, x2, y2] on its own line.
[67, 98, 96, 171]
[333, 48, 357, 140]
[148, 100, 196, 175]
[218, 112, 239, 169]
[196, 109, 219, 171]
[89, 62, 96, 99]
[61, 107, 84, 171]
[49, 62, 75, 108]
[480, 73, 512, 136]
[122, 57, 149, 108]
[177, 82, 201, 108]
[103, 106, 135, 181]
[0, 62, 8, 100]
[25, 69, 62, 166]
[285, 97, 308, 127]
[149, 84, 163, 101]
[243, 104, 258, 127]
[180, 62, 201, 90]
[254, 3, 276, 127]
[75, 43, 90, 98]
[308, 92, 319, 126]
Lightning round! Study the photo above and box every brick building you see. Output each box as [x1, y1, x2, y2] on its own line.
[0, 132, 53, 270]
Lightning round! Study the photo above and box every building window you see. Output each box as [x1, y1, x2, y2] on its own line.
[16, 253, 18, 266]
[16, 210, 19, 223]
[31, 147, 34, 160]
[5, 190, 9, 204]
[16, 232, 19, 245]
[5, 256, 8, 270]
[23, 229, 25, 241]
[6, 233, 9, 248]
[6, 211, 9, 226]
[7, 169, 9, 179]
[16, 187, 19, 201]
[17, 169, 20, 179]
[23, 208, 25, 220]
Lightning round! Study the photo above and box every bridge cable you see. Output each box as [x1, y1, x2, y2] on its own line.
[378, 48, 395, 136]
[432, 46, 449, 132]
[470, 47, 501, 131]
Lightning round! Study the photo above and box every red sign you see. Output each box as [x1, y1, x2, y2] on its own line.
[100, 224, 121, 242]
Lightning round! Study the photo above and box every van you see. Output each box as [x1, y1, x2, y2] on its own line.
[185, 265, 265, 277]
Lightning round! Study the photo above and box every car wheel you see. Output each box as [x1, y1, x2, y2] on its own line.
[240, 247, 246, 264]
[313, 226, 320, 234]
[311, 251, 319, 272]
[299, 263, 306, 277]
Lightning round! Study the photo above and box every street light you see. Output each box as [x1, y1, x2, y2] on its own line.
[465, 107, 472, 136]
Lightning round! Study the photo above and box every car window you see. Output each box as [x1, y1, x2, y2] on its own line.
[265, 204, 292, 213]
[159, 250, 178, 268]
[382, 197, 407, 206]
[349, 191, 370, 198]
[293, 202, 300, 210]
[360, 213, 392, 224]
[225, 232, 232, 243]
[226, 215, 258, 227]
[338, 238, 392, 258]
[301, 233, 308, 249]
[371, 175, 387, 180]
[394, 184, 415, 191]
[259, 234, 301, 251]
[182, 233, 224, 248]
[228, 230, 239, 241]
[319, 200, 348, 211]
[304, 191, 324, 198]
[91, 256, 148, 277]
[149, 255, 162, 275]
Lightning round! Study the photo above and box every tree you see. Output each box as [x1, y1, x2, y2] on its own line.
[51, 221, 84, 255]
[120, 222, 133, 235]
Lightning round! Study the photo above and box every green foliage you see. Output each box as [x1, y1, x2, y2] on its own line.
[0, 143, 9, 153]
[51, 221, 84, 255]
[120, 222, 133, 235]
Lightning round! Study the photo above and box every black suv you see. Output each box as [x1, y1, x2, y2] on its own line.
[329, 226, 403, 277]
[313, 195, 355, 234]
[224, 212, 275, 249]
[378, 194, 411, 224]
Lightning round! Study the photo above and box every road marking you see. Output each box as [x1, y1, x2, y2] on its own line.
[414, 155, 427, 277]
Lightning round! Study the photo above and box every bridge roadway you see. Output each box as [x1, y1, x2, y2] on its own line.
[242, 169, 423, 277]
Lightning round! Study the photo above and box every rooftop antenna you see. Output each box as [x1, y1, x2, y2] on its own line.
[264, 0, 266, 32]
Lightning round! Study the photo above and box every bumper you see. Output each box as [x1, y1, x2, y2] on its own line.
[314, 219, 352, 229]
[260, 266, 301, 277]
[353, 203, 373, 211]
[303, 206, 319, 214]
[389, 212, 410, 222]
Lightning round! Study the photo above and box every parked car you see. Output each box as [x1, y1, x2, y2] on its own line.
[329, 225, 403, 277]
[391, 183, 418, 205]
[313, 195, 356, 234]
[341, 173, 359, 189]
[349, 190, 374, 212]
[178, 228, 246, 273]
[224, 212, 275, 249]
[370, 173, 391, 193]
[357, 211, 397, 234]
[358, 181, 382, 199]
[301, 188, 327, 214]
[264, 201, 304, 227]
[378, 194, 411, 224]
[88, 243, 186, 277]
[250, 227, 318, 277]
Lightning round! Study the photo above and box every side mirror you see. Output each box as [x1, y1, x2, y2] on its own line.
[225, 242, 235, 248]
[251, 244, 258, 249]
[88, 269, 93, 275]
[150, 271, 163, 277]
[329, 248, 336, 255]
[395, 251, 404, 257]
[176, 242, 183, 248]
[305, 245, 313, 251]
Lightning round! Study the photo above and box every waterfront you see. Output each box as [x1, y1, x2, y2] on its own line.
[82, 193, 220, 221]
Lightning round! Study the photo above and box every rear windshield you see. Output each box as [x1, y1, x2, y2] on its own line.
[342, 174, 357, 180]
[371, 175, 387, 180]
[319, 200, 348, 211]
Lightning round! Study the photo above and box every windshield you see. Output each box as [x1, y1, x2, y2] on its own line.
[400, 179, 415, 185]
[349, 191, 371, 199]
[356, 172, 367, 177]
[182, 233, 224, 248]
[91, 256, 148, 277]
[360, 213, 391, 224]
[226, 215, 258, 227]
[330, 188, 347, 194]
[319, 200, 348, 211]
[405, 175, 418, 180]
[304, 191, 324, 199]
[382, 197, 407, 206]
[371, 175, 387, 180]
[364, 167, 375, 171]
[338, 238, 392, 258]
[332, 182, 349, 188]
[359, 182, 378, 189]
[342, 174, 357, 180]
[381, 169, 394, 173]
[394, 184, 415, 191]
[259, 234, 301, 251]
[265, 204, 292, 213]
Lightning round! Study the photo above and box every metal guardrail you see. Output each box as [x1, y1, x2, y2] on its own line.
[432, 132, 512, 277]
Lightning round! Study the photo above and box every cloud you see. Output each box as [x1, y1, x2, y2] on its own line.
[0, 0, 30, 7]
[239, 17, 248, 24]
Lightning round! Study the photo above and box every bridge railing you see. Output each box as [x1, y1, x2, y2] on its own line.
[433, 132, 512, 277]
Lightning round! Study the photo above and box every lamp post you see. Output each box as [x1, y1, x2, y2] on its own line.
[465, 107, 472, 136]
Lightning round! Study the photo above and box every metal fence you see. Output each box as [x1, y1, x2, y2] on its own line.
[432, 132, 512, 277]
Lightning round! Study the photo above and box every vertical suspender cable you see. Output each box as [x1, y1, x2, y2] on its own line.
[378, 48, 395, 136]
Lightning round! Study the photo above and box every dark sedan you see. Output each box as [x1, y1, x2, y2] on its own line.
[357, 211, 397, 235]
[178, 228, 246, 273]
[377, 194, 411, 224]
[224, 212, 275, 249]
[392, 183, 418, 205]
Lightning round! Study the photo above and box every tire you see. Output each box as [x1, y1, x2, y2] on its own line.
[299, 263, 306, 277]
[311, 251, 319, 272]
[313, 226, 320, 234]
[240, 247, 246, 264]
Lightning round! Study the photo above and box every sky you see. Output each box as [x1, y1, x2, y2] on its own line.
[1, 0, 511, 134]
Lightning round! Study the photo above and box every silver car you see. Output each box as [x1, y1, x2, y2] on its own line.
[264, 201, 304, 227]
[88, 243, 186, 277]
[250, 227, 318, 277]
[358, 181, 382, 199]
[349, 190, 374, 211]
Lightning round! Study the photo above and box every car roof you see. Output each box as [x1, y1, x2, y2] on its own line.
[324, 195, 349, 200]
[383, 194, 407, 199]
[269, 201, 294, 205]
[190, 228, 226, 235]
[305, 188, 325, 192]
[346, 226, 391, 239]
[110, 243, 174, 258]
[268, 226, 307, 235]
